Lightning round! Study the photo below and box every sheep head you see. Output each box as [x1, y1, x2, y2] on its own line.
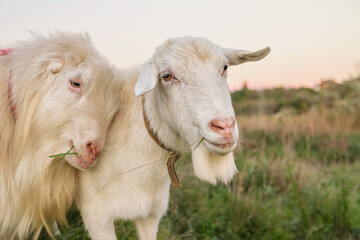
[44, 57, 118, 170]
[11, 33, 119, 171]
[135, 37, 270, 184]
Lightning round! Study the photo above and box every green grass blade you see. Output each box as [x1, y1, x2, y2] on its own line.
[48, 146, 77, 166]
[43, 146, 77, 172]
[49, 146, 77, 158]
[49, 152, 78, 158]
[193, 137, 205, 151]
[49, 146, 76, 166]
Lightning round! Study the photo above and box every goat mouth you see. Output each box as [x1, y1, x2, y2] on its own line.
[201, 139, 236, 156]
[206, 140, 236, 149]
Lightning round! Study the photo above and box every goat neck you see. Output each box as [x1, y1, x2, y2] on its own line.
[141, 94, 181, 187]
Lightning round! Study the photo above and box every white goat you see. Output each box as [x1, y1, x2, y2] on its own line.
[0, 32, 119, 239]
[77, 37, 270, 240]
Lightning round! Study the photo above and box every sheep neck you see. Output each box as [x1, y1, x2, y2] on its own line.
[0, 48, 17, 120]
[141, 94, 181, 188]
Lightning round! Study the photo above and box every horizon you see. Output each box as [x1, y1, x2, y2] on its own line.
[229, 77, 357, 92]
[1, 0, 359, 90]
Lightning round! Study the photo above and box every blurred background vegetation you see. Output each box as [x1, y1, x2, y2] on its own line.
[42, 77, 360, 240]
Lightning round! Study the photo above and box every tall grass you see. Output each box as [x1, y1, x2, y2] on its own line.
[238, 106, 360, 138]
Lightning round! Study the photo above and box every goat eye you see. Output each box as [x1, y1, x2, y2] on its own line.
[223, 65, 228, 71]
[71, 80, 81, 88]
[162, 73, 173, 81]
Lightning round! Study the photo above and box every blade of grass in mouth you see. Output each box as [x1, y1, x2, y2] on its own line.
[49, 152, 77, 158]
[193, 137, 205, 151]
[49, 146, 77, 159]
[43, 146, 78, 172]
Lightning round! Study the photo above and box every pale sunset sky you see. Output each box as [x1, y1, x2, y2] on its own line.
[1, 0, 359, 90]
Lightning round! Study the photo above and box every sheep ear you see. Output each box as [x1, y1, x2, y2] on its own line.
[47, 60, 64, 74]
[224, 47, 271, 66]
[135, 60, 159, 97]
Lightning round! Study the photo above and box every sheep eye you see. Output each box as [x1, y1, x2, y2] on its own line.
[162, 73, 173, 81]
[223, 65, 228, 71]
[71, 80, 81, 88]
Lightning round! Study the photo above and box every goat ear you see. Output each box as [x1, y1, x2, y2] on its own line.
[135, 60, 159, 97]
[47, 60, 64, 74]
[224, 47, 271, 66]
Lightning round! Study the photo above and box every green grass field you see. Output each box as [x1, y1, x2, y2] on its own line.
[39, 78, 360, 240]
[47, 135, 360, 240]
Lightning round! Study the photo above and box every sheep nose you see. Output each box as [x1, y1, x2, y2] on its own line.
[85, 141, 101, 163]
[208, 118, 235, 138]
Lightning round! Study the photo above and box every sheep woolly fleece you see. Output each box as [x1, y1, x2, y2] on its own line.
[0, 32, 120, 239]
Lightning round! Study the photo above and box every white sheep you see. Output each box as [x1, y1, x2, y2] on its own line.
[0, 32, 120, 239]
[77, 37, 270, 240]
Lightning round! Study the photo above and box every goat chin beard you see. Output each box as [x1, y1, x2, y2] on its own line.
[191, 145, 238, 185]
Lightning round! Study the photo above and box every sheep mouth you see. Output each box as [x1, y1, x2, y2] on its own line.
[76, 154, 92, 169]
[69, 141, 93, 169]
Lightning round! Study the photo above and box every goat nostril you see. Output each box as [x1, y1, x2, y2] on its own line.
[209, 118, 236, 136]
[85, 141, 101, 158]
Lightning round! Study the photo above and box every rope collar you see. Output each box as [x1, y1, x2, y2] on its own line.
[141, 95, 181, 187]
[0, 48, 16, 120]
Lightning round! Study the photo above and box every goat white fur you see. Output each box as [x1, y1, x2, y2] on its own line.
[77, 37, 270, 240]
[0, 33, 119, 239]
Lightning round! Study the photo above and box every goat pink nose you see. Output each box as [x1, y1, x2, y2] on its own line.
[86, 141, 101, 163]
[209, 118, 235, 137]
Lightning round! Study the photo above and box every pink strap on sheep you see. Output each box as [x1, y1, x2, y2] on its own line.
[1, 48, 17, 119]
[0, 48, 14, 56]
